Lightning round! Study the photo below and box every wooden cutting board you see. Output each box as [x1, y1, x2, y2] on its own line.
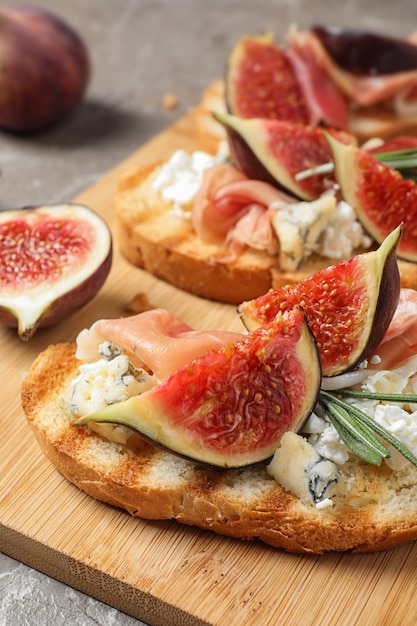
[1, 107, 417, 626]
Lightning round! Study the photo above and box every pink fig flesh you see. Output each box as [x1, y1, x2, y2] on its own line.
[225, 32, 309, 123]
[214, 112, 355, 200]
[74, 308, 321, 468]
[0, 203, 112, 339]
[239, 227, 401, 377]
[327, 134, 417, 262]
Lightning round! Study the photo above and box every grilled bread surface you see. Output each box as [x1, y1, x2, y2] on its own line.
[22, 343, 417, 554]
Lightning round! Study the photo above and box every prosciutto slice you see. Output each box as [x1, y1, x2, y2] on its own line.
[369, 289, 417, 370]
[288, 29, 417, 108]
[191, 162, 292, 251]
[285, 43, 349, 129]
[77, 308, 243, 381]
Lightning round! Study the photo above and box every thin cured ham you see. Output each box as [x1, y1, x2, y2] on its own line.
[288, 28, 417, 109]
[285, 43, 349, 130]
[368, 289, 417, 370]
[191, 163, 247, 244]
[76, 308, 243, 381]
[191, 162, 292, 251]
[227, 204, 279, 254]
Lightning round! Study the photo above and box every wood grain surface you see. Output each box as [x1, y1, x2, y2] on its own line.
[1, 108, 417, 626]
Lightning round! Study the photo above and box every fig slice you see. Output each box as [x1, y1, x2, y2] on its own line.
[312, 26, 417, 76]
[213, 112, 355, 200]
[239, 226, 401, 377]
[74, 308, 321, 468]
[0, 203, 112, 339]
[327, 135, 417, 262]
[225, 32, 309, 123]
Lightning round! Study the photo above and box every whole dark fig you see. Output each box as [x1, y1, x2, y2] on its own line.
[0, 4, 89, 132]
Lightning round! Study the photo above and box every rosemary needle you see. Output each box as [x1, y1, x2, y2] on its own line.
[318, 390, 417, 469]
[295, 147, 417, 181]
[319, 391, 389, 465]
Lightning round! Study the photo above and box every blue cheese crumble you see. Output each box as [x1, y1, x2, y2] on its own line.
[66, 351, 156, 418]
[267, 431, 340, 507]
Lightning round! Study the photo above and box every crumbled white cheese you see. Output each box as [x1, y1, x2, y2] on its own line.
[316, 201, 372, 259]
[65, 354, 156, 417]
[151, 144, 228, 215]
[307, 355, 417, 471]
[353, 355, 417, 469]
[270, 192, 337, 271]
[307, 423, 350, 465]
[315, 498, 334, 510]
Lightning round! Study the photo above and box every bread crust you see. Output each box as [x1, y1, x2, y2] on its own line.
[22, 343, 417, 554]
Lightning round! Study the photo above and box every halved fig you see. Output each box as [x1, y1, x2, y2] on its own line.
[327, 135, 417, 262]
[0, 203, 112, 339]
[74, 307, 321, 468]
[225, 32, 309, 123]
[312, 26, 417, 76]
[239, 227, 401, 377]
[214, 112, 355, 200]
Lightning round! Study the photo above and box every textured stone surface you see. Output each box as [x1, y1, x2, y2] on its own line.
[1, 0, 417, 624]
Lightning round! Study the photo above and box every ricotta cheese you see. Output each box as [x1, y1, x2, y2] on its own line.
[316, 200, 372, 259]
[151, 145, 228, 216]
[305, 355, 417, 471]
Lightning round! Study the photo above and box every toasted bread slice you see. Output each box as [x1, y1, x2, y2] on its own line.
[22, 342, 417, 554]
[115, 81, 417, 304]
[115, 153, 417, 303]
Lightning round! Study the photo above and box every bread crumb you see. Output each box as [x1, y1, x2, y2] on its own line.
[162, 92, 179, 110]
[125, 292, 152, 314]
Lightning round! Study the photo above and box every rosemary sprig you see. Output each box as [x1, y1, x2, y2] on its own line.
[336, 388, 417, 404]
[295, 147, 417, 182]
[318, 389, 417, 469]
[319, 391, 389, 465]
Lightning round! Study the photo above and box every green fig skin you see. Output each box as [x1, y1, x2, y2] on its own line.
[239, 227, 402, 377]
[74, 308, 321, 468]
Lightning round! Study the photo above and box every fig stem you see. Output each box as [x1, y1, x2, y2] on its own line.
[319, 390, 417, 469]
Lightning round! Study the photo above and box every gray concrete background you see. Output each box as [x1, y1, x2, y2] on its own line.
[1, 0, 417, 624]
